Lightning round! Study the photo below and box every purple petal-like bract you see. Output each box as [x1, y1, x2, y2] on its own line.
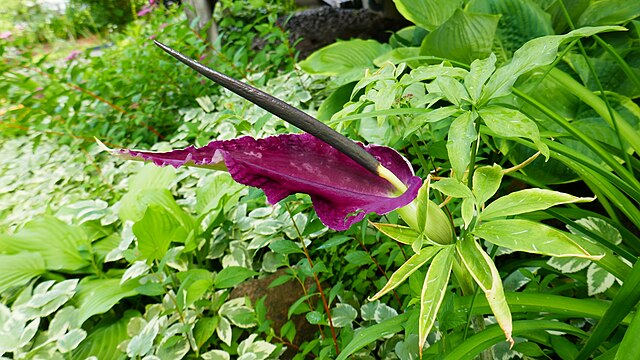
[115, 133, 421, 230]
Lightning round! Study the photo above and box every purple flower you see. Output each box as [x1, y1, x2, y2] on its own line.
[104, 134, 421, 230]
[65, 50, 82, 62]
[137, 5, 152, 16]
[0, 31, 11, 40]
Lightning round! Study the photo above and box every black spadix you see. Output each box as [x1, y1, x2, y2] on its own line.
[153, 40, 382, 176]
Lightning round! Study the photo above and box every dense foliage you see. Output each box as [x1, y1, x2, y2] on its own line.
[1, 0, 639, 359]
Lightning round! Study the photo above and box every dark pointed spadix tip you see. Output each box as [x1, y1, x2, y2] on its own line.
[152, 40, 383, 177]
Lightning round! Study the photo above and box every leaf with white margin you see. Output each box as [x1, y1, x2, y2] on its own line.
[418, 245, 454, 353]
[237, 334, 277, 360]
[457, 235, 513, 347]
[369, 246, 441, 301]
[481, 188, 594, 220]
[587, 264, 616, 296]
[331, 303, 358, 328]
[474, 219, 603, 259]
[216, 316, 232, 347]
[202, 349, 231, 360]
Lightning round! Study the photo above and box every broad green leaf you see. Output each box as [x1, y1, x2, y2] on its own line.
[215, 266, 258, 289]
[434, 75, 470, 107]
[120, 189, 194, 233]
[469, 0, 554, 56]
[369, 246, 442, 301]
[616, 307, 640, 360]
[195, 174, 244, 215]
[432, 178, 474, 198]
[72, 310, 139, 360]
[465, 53, 496, 102]
[373, 47, 421, 68]
[0, 216, 90, 272]
[133, 205, 182, 261]
[299, 39, 391, 82]
[74, 278, 138, 324]
[336, 312, 409, 360]
[345, 251, 370, 266]
[480, 25, 625, 102]
[331, 303, 358, 328]
[457, 235, 513, 346]
[317, 82, 356, 121]
[418, 245, 454, 352]
[420, 9, 501, 64]
[472, 164, 503, 205]
[481, 188, 594, 220]
[474, 219, 602, 259]
[269, 239, 303, 255]
[478, 105, 549, 158]
[446, 111, 477, 181]
[0, 252, 45, 293]
[577, 0, 640, 26]
[393, 0, 462, 30]
[370, 222, 420, 245]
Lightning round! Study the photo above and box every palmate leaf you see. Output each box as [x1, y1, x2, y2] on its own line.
[418, 245, 454, 353]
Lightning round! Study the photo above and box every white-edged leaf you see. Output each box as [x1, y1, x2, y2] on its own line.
[331, 303, 358, 328]
[216, 316, 232, 346]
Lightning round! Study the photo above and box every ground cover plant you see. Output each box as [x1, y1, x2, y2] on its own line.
[0, 0, 639, 359]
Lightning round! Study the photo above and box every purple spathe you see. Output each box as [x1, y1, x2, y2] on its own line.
[115, 133, 421, 231]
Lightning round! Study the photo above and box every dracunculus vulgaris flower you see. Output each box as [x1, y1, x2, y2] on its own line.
[101, 41, 451, 238]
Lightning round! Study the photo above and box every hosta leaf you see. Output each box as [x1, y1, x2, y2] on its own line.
[481, 188, 593, 220]
[421, 9, 501, 64]
[472, 164, 503, 206]
[446, 111, 477, 181]
[418, 245, 454, 352]
[474, 219, 603, 259]
[457, 235, 513, 346]
[299, 39, 391, 83]
[468, 0, 554, 56]
[478, 105, 549, 158]
[394, 0, 462, 30]
[0, 252, 45, 293]
[74, 278, 138, 324]
[72, 310, 139, 360]
[0, 216, 90, 272]
[369, 246, 442, 301]
[577, 0, 640, 26]
[133, 205, 183, 261]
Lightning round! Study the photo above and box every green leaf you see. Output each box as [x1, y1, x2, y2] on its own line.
[57, 328, 87, 353]
[370, 222, 420, 245]
[474, 219, 602, 259]
[465, 53, 497, 103]
[616, 306, 640, 360]
[418, 246, 454, 352]
[457, 235, 513, 345]
[72, 310, 139, 360]
[299, 39, 391, 82]
[336, 312, 409, 360]
[194, 317, 218, 348]
[331, 303, 358, 328]
[420, 9, 501, 64]
[369, 246, 442, 301]
[133, 205, 181, 261]
[345, 251, 371, 266]
[480, 25, 625, 102]
[435, 75, 470, 107]
[0, 216, 90, 272]
[481, 188, 594, 220]
[201, 349, 230, 360]
[317, 82, 356, 121]
[196, 174, 244, 215]
[74, 278, 138, 324]
[478, 105, 549, 158]
[305, 311, 323, 325]
[219, 298, 256, 328]
[216, 316, 232, 346]
[0, 252, 46, 293]
[393, 0, 462, 30]
[472, 164, 503, 205]
[432, 178, 474, 198]
[468, 0, 554, 57]
[215, 266, 258, 289]
[577, 0, 640, 26]
[268, 239, 303, 255]
[446, 111, 477, 181]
